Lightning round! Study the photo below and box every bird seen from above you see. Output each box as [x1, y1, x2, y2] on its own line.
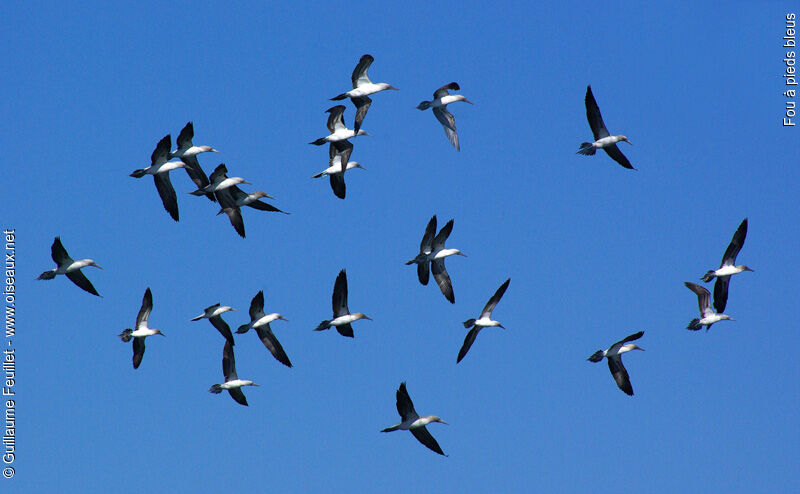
[37, 237, 102, 296]
[330, 54, 397, 134]
[458, 278, 510, 363]
[684, 282, 735, 331]
[236, 290, 292, 368]
[381, 382, 448, 456]
[130, 134, 189, 221]
[190, 303, 236, 347]
[119, 287, 165, 369]
[700, 218, 753, 314]
[209, 340, 259, 406]
[314, 269, 371, 338]
[406, 215, 466, 304]
[417, 82, 472, 151]
[587, 331, 645, 396]
[577, 85, 634, 170]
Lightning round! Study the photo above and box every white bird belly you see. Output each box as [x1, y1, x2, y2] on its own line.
[331, 314, 358, 325]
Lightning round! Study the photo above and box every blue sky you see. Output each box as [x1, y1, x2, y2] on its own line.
[3, 2, 799, 492]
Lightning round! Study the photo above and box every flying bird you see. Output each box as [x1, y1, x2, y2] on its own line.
[381, 382, 448, 456]
[309, 105, 369, 146]
[119, 287, 165, 369]
[37, 237, 102, 296]
[314, 270, 371, 338]
[170, 121, 218, 202]
[312, 143, 365, 199]
[236, 290, 292, 368]
[458, 278, 510, 363]
[416, 82, 472, 151]
[209, 166, 285, 238]
[405, 215, 466, 303]
[130, 134, 188, 221]
[587, 331, 645, 396]
[190, 163, 251, 196]
[577, 85, 635, 170]
[330, 54, 397, 134]
[684, 282, 735, 331]
[190, 303, 236, 346]
[209, 341, 259, 406]
[700, 218, 753, 313]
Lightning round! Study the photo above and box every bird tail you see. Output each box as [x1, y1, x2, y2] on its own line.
[37, 270, 56, 280]
[380, 424, 400, 432]
[330, 93, 348, 101]
[119, 329, 134, 342]
[577, 143, 596, 155]
[687, 319, 702, 331]
[700, 270, 716, 282]
[462, 318, 476, 328]
[312, 171, 325, 178]
[209, 384, 223, 394]
[309, 138, 328, 146]
[235, 324, 250, 334]
[587, 350, 604, 362]
[314, 320, 331, 331]
[189, 189, 206, 196]
[129, 169, 147, 178]
[416, 101, 432, 111]
[190, 314, 204, 321]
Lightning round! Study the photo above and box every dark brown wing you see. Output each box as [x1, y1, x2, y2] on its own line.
[254, 324, 292, 367]
[411, 427, 446, 456]
[153, 173, 179, 221]
[602, 144, 634, 169]
[585, 85, 609, 140]
[332, 270, 349, 317]
[608, 356, 633, 396]
[66, 270, 100, 296]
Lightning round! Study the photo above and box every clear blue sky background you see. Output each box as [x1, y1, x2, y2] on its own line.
[3, 2, 799, 492]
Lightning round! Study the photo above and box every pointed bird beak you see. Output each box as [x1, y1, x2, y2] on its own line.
[364, 316, 373, 321]
[389, 86, 399, 90]
[626, 139, 633, 145]
[279, 316, 289, 321]
[95, 264, 103, 269]
[464, 99, 474, 104]
[498, 324, 506, 330]
[440, 420, 449, 425]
